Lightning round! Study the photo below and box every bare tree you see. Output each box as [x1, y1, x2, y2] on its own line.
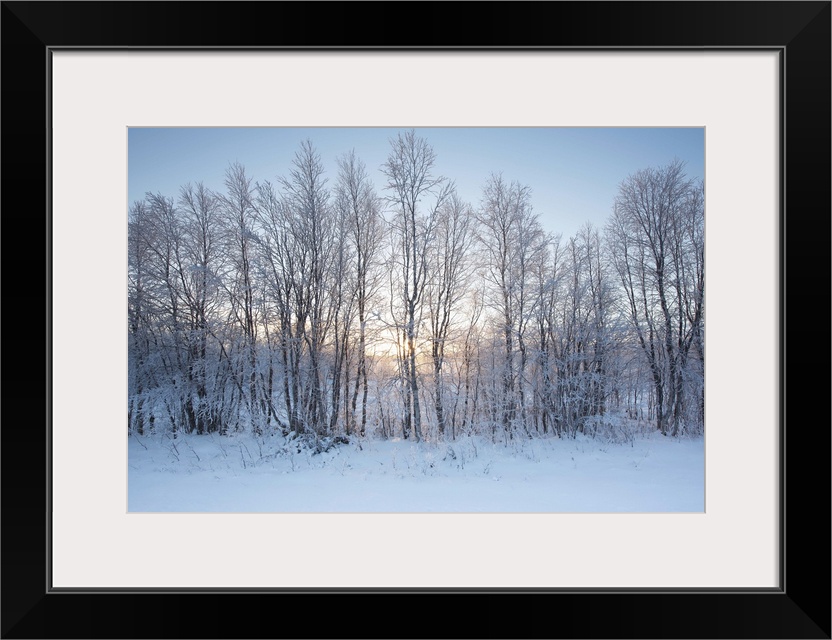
[128, 200, 153, 434]
[128, 133, 703, 447]
[278, 140, 334, 437]
[254, 179, 297, 433]
[547, 224, 616, 436]
[477, 174, 546, 438]
[219, 162, 262, 431]
[177, 182, 225, 433]
[382, 130, 452, 442]
[531, 233, 563, 435]
[607, 159, 703, 436]
[426, 191, 475, 439]
[672, 181, 705, 433]
[457, 284, 485, 437]
[335, 150, 383, 437]
[142, 191, 189, 434]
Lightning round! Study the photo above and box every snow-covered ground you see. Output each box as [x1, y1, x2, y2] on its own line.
[128, 429, 704, 513]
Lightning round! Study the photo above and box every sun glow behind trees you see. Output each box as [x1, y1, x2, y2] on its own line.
[128, 128, 705, 445]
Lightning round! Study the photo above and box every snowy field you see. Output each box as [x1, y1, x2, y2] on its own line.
[128, 430, 704, 513]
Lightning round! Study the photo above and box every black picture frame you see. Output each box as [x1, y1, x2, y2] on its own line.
[2, 2, 829, 638]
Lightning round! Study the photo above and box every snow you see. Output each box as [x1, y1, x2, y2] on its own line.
[128, 431, 704, 513]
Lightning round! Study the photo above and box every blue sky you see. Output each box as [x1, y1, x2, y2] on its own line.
[128, 127, 704, 241]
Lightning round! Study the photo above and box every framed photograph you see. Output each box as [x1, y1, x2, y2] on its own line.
[125, 125, 707, 515]
[3, 2, 829, 638]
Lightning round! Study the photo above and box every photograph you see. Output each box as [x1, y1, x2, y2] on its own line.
[2, 0, 828, 635]
[127, 127, 705, 513]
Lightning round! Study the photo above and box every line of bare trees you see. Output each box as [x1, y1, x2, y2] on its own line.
[128, 132, 704, 444]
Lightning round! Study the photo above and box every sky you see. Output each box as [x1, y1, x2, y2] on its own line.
[128, 127, 704, 241]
